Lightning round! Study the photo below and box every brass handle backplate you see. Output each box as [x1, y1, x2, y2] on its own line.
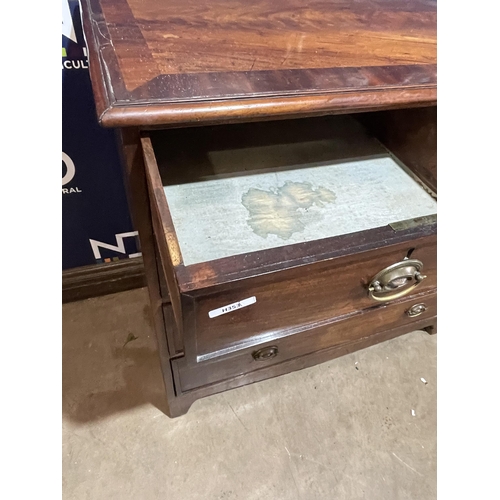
[406, 303, 427, 317]
[252, 346, 278, 361]
[368, 259, 427, 302]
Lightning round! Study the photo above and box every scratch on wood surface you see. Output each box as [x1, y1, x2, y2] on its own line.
[297, 34, 306, 53]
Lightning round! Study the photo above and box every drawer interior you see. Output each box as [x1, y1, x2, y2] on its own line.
[148, 112, 436, 268]
[143, 109, 437, 366]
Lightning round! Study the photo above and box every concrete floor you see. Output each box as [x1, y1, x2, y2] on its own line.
[62, 287, 436, 500]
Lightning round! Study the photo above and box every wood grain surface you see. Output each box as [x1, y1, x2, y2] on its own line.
[175, 291, 437, 392]
[62, 258, 145, 303]
[80, 0, 436, 126]
[359, 106, 437, 192]
[167, 304, 436, 415]
[183, 235, 437, 365]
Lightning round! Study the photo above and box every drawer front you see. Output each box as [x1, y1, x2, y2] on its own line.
[174, 291, 436, 392]
[141, 130, 437, 370]
[184, 235, 436, 363]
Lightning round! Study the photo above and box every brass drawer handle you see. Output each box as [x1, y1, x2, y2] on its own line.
[406, 303, 427, 317]
[368, 259, 427, 302]
[252, 346, 278, 361]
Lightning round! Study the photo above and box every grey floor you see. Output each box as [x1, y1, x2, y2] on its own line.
[62, 287, 436, 500]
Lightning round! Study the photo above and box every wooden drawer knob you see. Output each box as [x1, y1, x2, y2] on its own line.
[252, 346, 278, 361]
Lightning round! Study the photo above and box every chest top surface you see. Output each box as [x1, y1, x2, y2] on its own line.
[81, 0, 436, 127]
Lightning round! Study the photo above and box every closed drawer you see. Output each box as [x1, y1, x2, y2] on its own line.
[173, 291, 437, 392]
[180, 235, 436, 363]
[142, 114, 437, 373]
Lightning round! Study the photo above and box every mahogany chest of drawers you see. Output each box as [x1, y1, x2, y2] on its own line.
[81, 0, 437, 417]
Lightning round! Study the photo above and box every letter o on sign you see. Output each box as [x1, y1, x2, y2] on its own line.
[62, 152, 76, 186]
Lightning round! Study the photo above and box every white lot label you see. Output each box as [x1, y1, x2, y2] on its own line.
[209, 296, 256, 319]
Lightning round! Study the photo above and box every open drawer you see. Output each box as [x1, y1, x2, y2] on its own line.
[142, 112, 437, 389]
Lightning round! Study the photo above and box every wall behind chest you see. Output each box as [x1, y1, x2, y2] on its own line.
[62, 0, 140, 270]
